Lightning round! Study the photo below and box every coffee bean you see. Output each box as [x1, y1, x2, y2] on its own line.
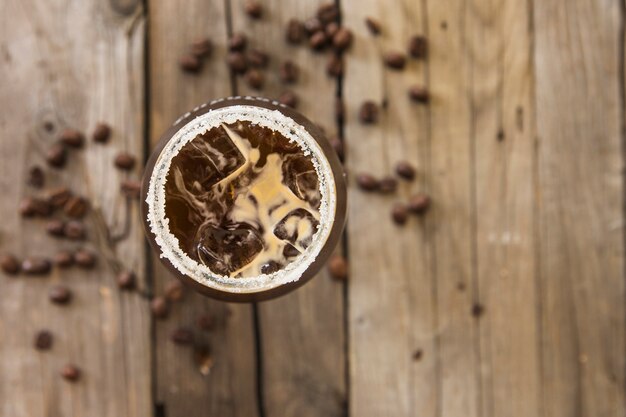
[359, 101, 379, 124]
[365, 17, 381, 35]
[379, 176, 398, 193]
[34, 330, 53, 350]
[356, 173, 379, 191]
[171, 327, 194, 345]
[286, 19, 306, 44]
[74, 249, 96, 268]
[391, 203, 409, 225]
[278, 90, 298, 108]
[279, 60, 299, 83]
[325, 22, 339, 38]
[190, 37, 213, 58]
[49, 285, 72, 304]
[471, 303, 485, 318]
[384, 51, 406, 69]
[409, 85, 429, 103]
[409, 35, 428, 59]
[282, 243, 300, 258]
[121, 179, 141, 199]
[63, 221, 86, 240]
[395, 161, 416, 180]
[117, 271, 136, 290]
[244, 69, 264, 90]
[114, 152, 136, 170]
[151, 296, 169, 319]
[197, 313, 215, 331]
[64, 196, 89, 218]
[327, 254, 348, 280]
[27, 166, 45, 188]
[20, 197, 52, 218]
[304, 17, 323, 35]
[309, 31, 328, 50]
[22, 257, 51, 275]
[46, 187, 72, 208]
[0, 253, 20, 275]
[407, 193, 431, 214]
[328, 135, 344, 160]
[92, 122, 112, 143]
[180, 54, 201, 73]
[247, 48, 269, 68]
[59, 128, 84, 148]
[164, 279, 184, 302]
[46, 143, 67, 168]
[317, 3, 339, 24]
[227, 52, 248, 74]
[46, 219, 66, 237]
[326, 54, 344, 77]
[412, 349, 423, 361]
[54, 250, 74, 268]
[60, 364, 80, 381]
[244, 0, 262, 19]
[228, 33, 247, 51]
[332, 28, 353, 51]
[335, 98, 345, 122]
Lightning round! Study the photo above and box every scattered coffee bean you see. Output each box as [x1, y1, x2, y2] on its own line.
[365, 17, 381, 35]
[395, 161, 416, 180]
[93, 122, 112, 143]
[121, 179, 141, 199]
[46, 219, 66, 237]
[279, 60, 299, 83]
[164, 280, 184, 302]
[64, 196, 89, 219]
[329, 135, 344, 160]
[384, 51, 406, 69]
[327, 254, 348, 280]
[60, 364, 80, 381]
[247, 48, 269, 68]
[317, 3, 339, 24]
[0, 253, 20, 275]
[412, 349, 423, 361]
[117, 271, 136, 290]
[151, 296, 169, 319]
[34, 330, 53, 350]
[407, 193, 431, 215]
[471, 303, 485, 318]
[54, 250, 74, 268]
[228, 33, 247, 51]
[391, 203, 409, 225]
[23, 257, 52, 275]
[43, 120, 55, 132]
[227, 52, 248, 74]
[114, 152, 136, 170]
[286, 19, 306, 44]
[244, 69, 264, 90]
[335, 98, 345, 122]
[46, 143, 67, 168]
[46, 187, 72, 208]
[378, 176, 398, 193]
[74, 249, 96, 268]
[180, 54, 201, 73]
[245, 0, 262, 19]
[332, 28, 353, 51]
[49, 285, 72, 304]
[409, 85, 429, 103]
[409, 35, 428, 59]
[27, 166, 45, 188]
[304, 17, 323, 35]
[197, 313, 215, 331]
[326, 54, 344, 77]
[59, 128, 84, 148]
[63, 221, 86, 240]
[325, 22, 339, 38]
[190, 38, 213, 58]
[356, 173, 379, 191]
[309, 31, 328, 50]
[359, 101, 379, 124]
[19, 197, 52, 218]
[278, 90, 298, 108]
[171, 327, 194, 345]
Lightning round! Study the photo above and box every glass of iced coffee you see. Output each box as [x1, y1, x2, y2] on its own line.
[141, 97, 346, 302]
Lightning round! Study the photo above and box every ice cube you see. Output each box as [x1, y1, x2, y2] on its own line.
[273, 208, 319, 250]
[281, 154, 321, 208]
[195, 224, 263, 275]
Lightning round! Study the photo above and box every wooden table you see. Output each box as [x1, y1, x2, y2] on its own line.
[0, 0, 623, 416]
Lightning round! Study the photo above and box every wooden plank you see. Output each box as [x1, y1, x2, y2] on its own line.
[533, 1, 625, 416]
[229, 1, 346, 416]
[0, 1, 150, 416]
[148, 1, 259, 416]
[343, 1, 439, 416]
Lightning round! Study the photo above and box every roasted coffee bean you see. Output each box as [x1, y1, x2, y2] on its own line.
[170, 327, 194, 345]
[379, 176, 398, 193]
[190, 37, 213, 58]
[164, 280, 184, 302]
[279, 60, 299, 83]
[244, 69, 264, 90]
[46, 143, 67, 168]
[247, 48, 269, 68]
[59, 128, 84, 148]
[335, 98, 345, 122]
[114, 152, 136, 170]
[64, 196, 89, 219]
[391, 203, 409, 225]
[0, 253, 20, 275]
[197, 313, 215, 331]
[395, 160, 416, 180]
[228, 33, 247, 51]
[46, 219, 66, 237]
[151, 296, 169, 319]
[60, 364, 80, 381]
[326, 54, 344, 77]
[92, 122, 112, 143]
[412, 349, 423, 361]
[472, 303, 485, 318]
[356, 173, 379, 191]
[384, 51, 406, 69]
[180, 54, 201, 73]
[34, 330, 53, 350]
[407, 193, 431, 214]
[49, 285, 72, 304]
[54, 250, 74, 268]
[365, 17, 381, 35]
[46, 187, 72, 208]
[227, 52, 248, 74]
[117, 271, 136, 290]
[74, 249, 96, 268]
[327, 254, 348, 280]
[309, 31, 328, 50]
[409, 35, 428, 59]
[278, 90, 298, 108]
[245, 0, 262, 18]
[329, 135, 344, 160]
[304, 17, 323, 35]
[332, 28, 353, 51]
[359, 101, 378, 124]
[121, 179, 141, 199]
[63, 221, 86, 240]
[317, 3, 338, 24]
[22, 257, 52, 275]
[325, 22, 339, 38]
[286, 19, 306, 44]
[27, 166, 45, 188]
[20, 197, 52, 218]
[409, 85, 429, 103]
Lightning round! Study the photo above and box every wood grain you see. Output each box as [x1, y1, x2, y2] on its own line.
[229, 1, 347, 415]
[0, 0, 150, 416]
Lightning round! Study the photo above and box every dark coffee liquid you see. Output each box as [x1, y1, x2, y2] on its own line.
[164, 121, 321, 278]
